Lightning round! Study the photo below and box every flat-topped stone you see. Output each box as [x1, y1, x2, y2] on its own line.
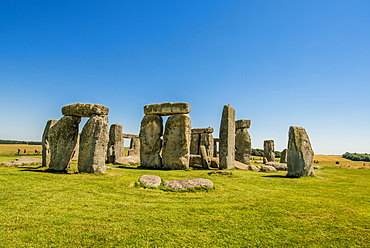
[235, 119, 251, 129]
[122, 133, 139, 139]
[191, 127, 214, 134]
[62, 103, 109, 117]
[139, 175, 162, 187]
[164, 178, 214, 190]
[144, 102, 191, 116]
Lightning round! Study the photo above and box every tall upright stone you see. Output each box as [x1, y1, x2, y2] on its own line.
[163, 114, 191, 169]
[280, 149, 288, 163]
[42, 119, 58, 167]
[264, 140, 275, 163]
[219, 104, 235, 169]
[129, 137, 140, 155]
[190, 128, 214, 157]
[235, 119, 252, 165]
[48, 116, 81, 171]
[78, 114, 109, 173]
[287, 126, 314, 177]
[139, 115, 163, 168]
[106, 124, 124, 164]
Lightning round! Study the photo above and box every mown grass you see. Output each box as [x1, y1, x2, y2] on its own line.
[0, 144, 42, 155]
[0, 157, 369, 247]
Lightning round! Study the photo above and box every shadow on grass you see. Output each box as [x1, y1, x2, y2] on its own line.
[262, 175, 293, 179]
[19, 166, 71, 174]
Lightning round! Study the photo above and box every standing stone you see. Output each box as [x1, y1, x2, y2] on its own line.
[287, 126, 314, 177]
[235, 119, 252, 165]
[78, 115, 109, 173]
[71, 133, 80, 161]
[139, 115, 163, 168]
[190, 128, 214, 158]
[190, 131, 200, 155]
[264, 140, 275, 163]
[162, 114, 191, 169]
[106, 124, 124, 164]
[41, 119, 58, 167]
[128, 137, 140, 156]
[48, 116, 81, 171]
[280, 149, 288, 163]
[219, 105, 235, 169]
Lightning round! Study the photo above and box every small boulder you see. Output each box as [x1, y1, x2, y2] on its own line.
[138, 175, 162, 187]
[115, 155, 140, 165]
[248, 165, 260, 171]
[164, 178, 214, 190]
[260, 166, 277, 172]
[313, 165, 324, 170]
[265, 162, 288, 171]
[234, 160, 249, 170]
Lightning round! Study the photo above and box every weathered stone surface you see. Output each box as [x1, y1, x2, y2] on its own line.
[122, 133, 139, 139]
[248, 165, 260, 171]
[219, 105, 235, 169]
[265, 162, 288, 171]
[48, 116, 81, 171]
[139, 115, 163, 168]
[189, 154, 202, 167]
[264, 140, 275, 163]
[287, 126, 314, 177]
[191, 127, 214, 134]
[210, 157, 219, 168]
[42, 119, 58, 167]
[190, 132, 200, 155]
[260, 165, 277, 172]
[234, 160, 249, 170]
[162, 114, 191, 169]
[163, 178, 214, 190]
[78, 115, 109, 173]
[71, 133, 80, 161]
[200, 145, 210, 169]
[62, 103, 109, 117]
[213, 139, 218, 157]
[2, 157, 42, 166]
[144, 102, 191, 116]
[190, 128, 214, 158]
[314, 165, 324, 170]
[235, 119, 251, 129]
[106, 124, 124, 164]
[115, 155, 140, 165]
[200, 132, 214, 158]
[128, 137, 140, 156]
[138, 175, 162, 187]
[235, 125, 252, 165]
[280, 149, 287, 163]
[208, 171, 232, 175]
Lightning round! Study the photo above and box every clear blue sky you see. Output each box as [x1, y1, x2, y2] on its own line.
[1, 0, 369, 155]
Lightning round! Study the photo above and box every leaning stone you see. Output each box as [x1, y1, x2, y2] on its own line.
[144, 102, 191, 116]
[163, 178, 214, 190]
[41, 119, 58, 167]
[139, 115, 163, 168]
[62, 103, 109, 117]
[219, 105, 235, 169]
[234, 161, 249, 170]
[138, 175, 162, 187]
[48, 116, 81, 171]
[200, 145, 210, 169]
[248, 165, 260, 171]
[265, 162, 288, 171]
[260, 166, 277, 172]
[287, 126, 314, 177]
[264, 140, 275, 162]
[106, 124, 124, 164]
[162, 114, 191, 170]
[115, 155, 140, 165]
[78, 115, 109, 173]
[235, 119, 251, 129]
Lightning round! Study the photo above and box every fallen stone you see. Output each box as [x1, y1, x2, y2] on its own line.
[234, 160, 249, 170]
[260, 166, 277, 172]
[115, 155, 140, 165]
[314, 165, 324, 170]
[62, 103, 109, 117]
[1, 157, 42, 166]
[163, 178, 214, 190]
[265, 162, 288, 171]
[139, 175, 162, 187]
[208, 171, 232, 175]
[144, 102, 191, 116]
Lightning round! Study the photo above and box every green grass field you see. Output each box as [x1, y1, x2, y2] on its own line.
[0, 155, 369, 247]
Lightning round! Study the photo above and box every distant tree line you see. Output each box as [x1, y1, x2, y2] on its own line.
[342, 152, 370, 162]
[0, 139, 42, 145]
[251, 148, 281, 158]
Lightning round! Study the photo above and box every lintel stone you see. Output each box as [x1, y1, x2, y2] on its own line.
[62, 103, 109, 117]
[144, 102, 191, 116]
[191, 127, 214, 134]
[235, 119, 251, 129]
[122, 133, 139, 139]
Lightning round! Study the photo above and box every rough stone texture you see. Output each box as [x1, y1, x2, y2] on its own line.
[144, 102, 191, 116]
[260, 165, 277, 172]
[287, 126, 314, 177]
[248, 165, 260, 171]
[265, 162, 288, 171]
[219, 105, 235, 169]
[200, 145, 210, 169]
[162, 114, 191, 169]
[2, 157, 42, 166]
[280, 149, 288, 163]
[139, 115, 163, 168]
[190, 132, 200, 155]
[62, 103, 109, 117]
[122, 133, 139, 139]
[48, 116, 81, 171]
[163, 178, 214, 190]
[42, 119, 58, 167]
[128, 137, 140, 156]
[314, 165, 324, 170]
[264, 140, 275, 163]
[208, 171, 232, 175]
[200, 132, 214, 158]
[106, 124, 124, 164]
[234, 160, 249, 170]
[235, 119, 251, 129]
[115, 155, 140, 165]
[210, 157, 219, 168]
[235, 121, 252, 165]
[78, 115, 109, 173]
[213, 139, 218, 157]
[138, 175, 162, 187]
[189, 154, 202, 167]
[71, 133, 80, 161]
[190, 128, 214, 158]
[191, 127, 214, 134]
